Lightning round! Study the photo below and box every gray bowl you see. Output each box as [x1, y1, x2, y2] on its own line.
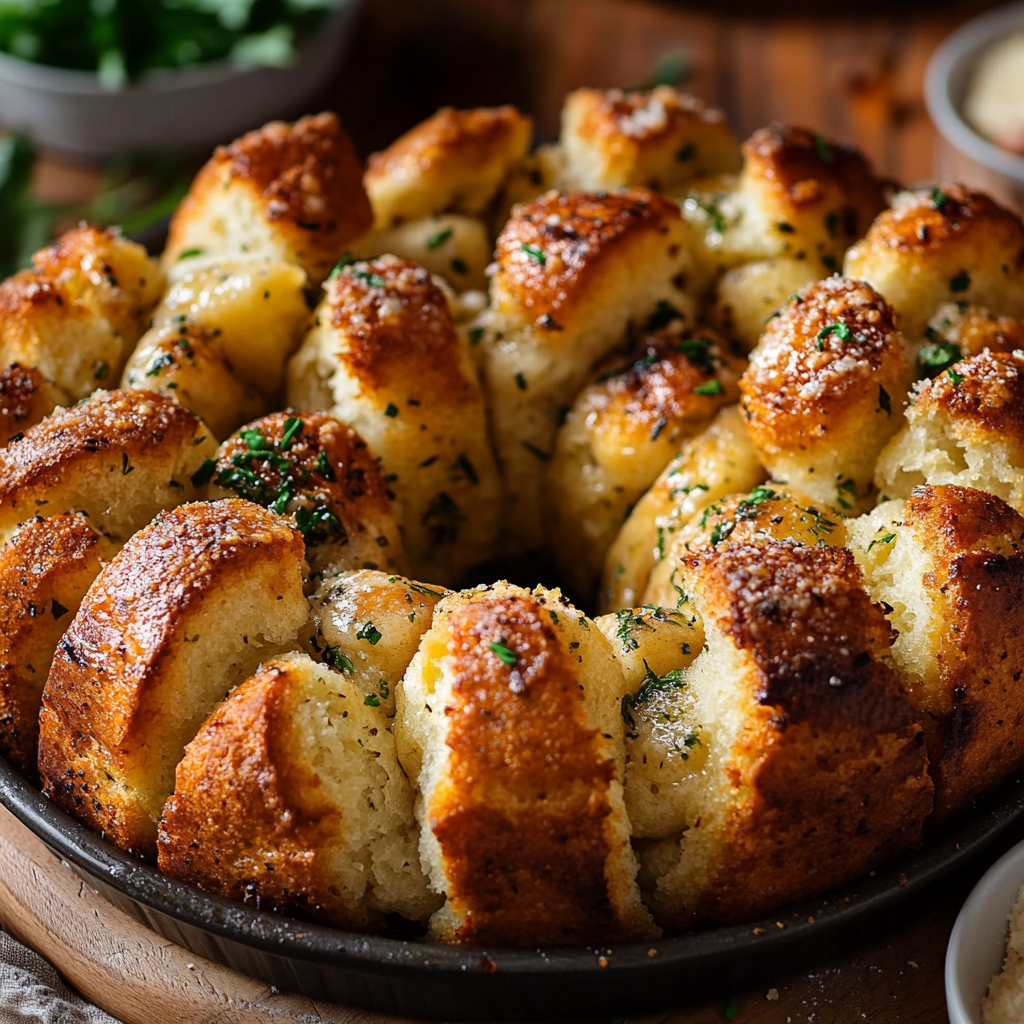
[0, 1, 361, 159]
[925, 2, 1024, 186]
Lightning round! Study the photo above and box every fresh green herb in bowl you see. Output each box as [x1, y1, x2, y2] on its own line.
[0, 0, 336, 87]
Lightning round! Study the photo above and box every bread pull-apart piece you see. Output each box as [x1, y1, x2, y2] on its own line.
[844, 184, 1024, 344]
[38, 499, 309, 857]
[875, 350, 1024, 513]
[481, 188, 696, 552]
[0, 513, 116, 771]
[710, 256, 819, 352]
[286, 255, 500, 586]
[645, 485, 848, 609]
[558, 87, 741, 192]
[164, 113, 372, 287]
[638, 541, 932, 929]
[396, 582, 657, 945]
[595, 605, 704, 842]
[151, 259, 309, 402]
[306, 569, 445, 716]
[849, 485, 1024, 819]
[549, 318, 742, 600]
[365, 106, 532, 229]
[0, 389, 216, 545]
[121, 323, 266, 441]
[0, 227, 164, 400]
[679, 125, 887, 282]
[0, 364, 67, 444]
[601, 405, 766, 612]
[740, 276, 914, 512]
[916, 302, 1024, 379]
[158, 652, 438, 930]
[205, 411, 405, 580]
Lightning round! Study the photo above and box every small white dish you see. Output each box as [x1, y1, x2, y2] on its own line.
[0, 0, 361, 160]
[925, 2, 1024, 187]
[946, 837, 1024, 1024]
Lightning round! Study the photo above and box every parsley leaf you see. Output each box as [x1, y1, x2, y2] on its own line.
[489, 639, 517, 666]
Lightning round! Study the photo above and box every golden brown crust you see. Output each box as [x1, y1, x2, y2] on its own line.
[208, 411, 401, 573]
[685, 542, 932, 924]
[861, 184, 1024, 258]
[0, 389, 207, 536]
[925, 305, 1024, 362]
[365, 106, 532, 224]
[493, 188, 683, 320]
[326, 256, 476, 409]
[429, 591, 628, 945]
[165, 113, 372, 281]
[158, 661, 348, 924]
[0, 513, 112, 771]
[571, 88, 728, 148]
[742, 125, 887, 244]
[0, 364, 63, 443]
[902, 485, 1024, 819]
[916, 349, 1024, 441]
[38, 499, 305, 857]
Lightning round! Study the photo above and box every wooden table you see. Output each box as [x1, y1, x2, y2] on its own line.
[10, 1, 1023, 1021]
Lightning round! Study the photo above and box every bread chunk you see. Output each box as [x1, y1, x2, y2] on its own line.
[121, 323, 266, 441]
[480, 188, 696, 552]
[601, 405, 765, 612]
[844, 184, 1024, 344]
[916, 302, 1024, 379]
[286, 255, 500, 586]
[305, 569, 445, 716]
[740, 277, 913, 511]
[164, 113, 371, 287]
[0, 389, 216, 545]
[558, 87, 740, 192]
[0, 513, 115, 770]
[849, 485, 1024, 819]
[38, 499, 309, 857]
[207, 411, 405, 580]
[151, 259, 309, 403]
[365, 106, 532, 228]
[638, 541, 932, 929]
[0, 227, 164, 400]
[396, 582, 657, 945]
[679, 125, 886, 284]
[158, 652, 438, 929]
[0, 364, 67, 444]
[875, 350, 1024, 513]
[710, 257, 818, 352]
[549, 318, 741, 600]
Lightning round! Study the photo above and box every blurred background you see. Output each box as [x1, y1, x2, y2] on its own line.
[0, 0, 1021, 274]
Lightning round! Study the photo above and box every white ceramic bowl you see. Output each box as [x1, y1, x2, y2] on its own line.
[947, 838, 1024, 1024]
[925, 2, 1024, 187]
[0, 0, 361, 160]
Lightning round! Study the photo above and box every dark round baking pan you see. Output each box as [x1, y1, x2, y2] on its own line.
[1, 754, 1021, 1021]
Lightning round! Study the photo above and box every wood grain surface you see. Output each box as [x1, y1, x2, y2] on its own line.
[7, 1, 1024, 1022]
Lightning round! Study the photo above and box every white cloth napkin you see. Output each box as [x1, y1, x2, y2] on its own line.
[0, 930, 121, 1024]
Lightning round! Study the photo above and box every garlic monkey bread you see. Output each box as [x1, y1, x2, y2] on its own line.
[38, 500, 309, 857]
[396, 582, 657, 946]
[0, 364, 67, 444]
[480, 188, 696, 552]
[638, 541, 932, 929]
[850, 485, 1024, 819]
[164, 113, 371, 287]
[287, 255, 500, 586]
[740, 277, 914, 512]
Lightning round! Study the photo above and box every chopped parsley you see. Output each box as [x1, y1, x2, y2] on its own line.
[327, 252, 355, 281]
[930, 188, 948, 211]
[323, 645, 354, 673]
[356, 621, 382, 646]
[426, 227, 453, 250]
[816, 321, 851, 349]
[467, 326, 485, 346]
[384, 403, 399, 418]
[364, 694, 381, 707]
[866, 532, 897, 552]
[176, 247, 205, 261]
[450, 257, 468, 275]
[407, 581, 445, 600]
[515, 371, 528, 391]
[677, 336, 717, 374]
[146, 351, 175, 376]
[615, 609, 653, 653]
[93, 361, 108, 381]
[947, 366, 965, 386]
[949, 270, 971, 293]
[521, 243, 546, 265]
[316, 450, 336, 481]
[352, 268, 388, 288]
[824, 210, 839, 239]
[190, 459, 217, 488]
[455, 453, 479, 485]
[489, 639, 517, 666]
[522, 441, 551, 462]
[835, 478, 858, 510]
[694, 379, 723, 396]
[813, 134, 834, 161]
[280, 416, 302, 450]
[621, 660, 688, 732]
[918, 340, 961, 377]
[879, 385, 892, 416]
